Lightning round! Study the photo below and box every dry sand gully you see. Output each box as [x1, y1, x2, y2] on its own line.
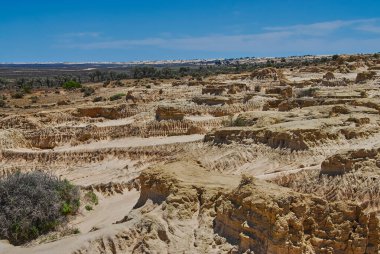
[1, 54, 380, 253]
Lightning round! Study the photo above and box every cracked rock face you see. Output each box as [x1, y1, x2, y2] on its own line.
[215, 179, 379, 254]
[321, 148, 380, 176]
[84, 161, 379, 254]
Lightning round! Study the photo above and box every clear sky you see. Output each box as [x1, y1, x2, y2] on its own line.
[1, 0, 379, 62]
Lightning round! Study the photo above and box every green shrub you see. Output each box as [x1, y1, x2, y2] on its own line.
[61, 202, 73, 215]
[80, 87, 95, 97]
[84, 191, 98, 205]
[92, 96, 103, 102]
[0, 171, 80, 245]
[85, 205, 93, 211]
[109, 93, 125, 101]
[11, 91, 24, 99]
[22, 85, 32, 94]
[233, 117, 247, 127]
[62, 81, 82, 90]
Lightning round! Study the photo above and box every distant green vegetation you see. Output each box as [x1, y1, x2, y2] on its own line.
[0, 54, 374, 91]
[62, 80, 82, 89]
[332, 54, 339, 61]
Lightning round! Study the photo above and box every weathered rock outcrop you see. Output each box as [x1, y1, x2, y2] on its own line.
[156, 105, 185, 121]
[202, 83, 248, 95]
[192, 95, 233, 106]
[0, 130, 29, 149]
[206, 115, 351, 150]
[266, 86, 293, 98]
[82, 161, 380, 254]
[321, 148, 380, 176]
[74, 104, 142, 119]
[205, 125, 338, 150]
[251, 68, 279, 80]
[215, 177, 380, 253]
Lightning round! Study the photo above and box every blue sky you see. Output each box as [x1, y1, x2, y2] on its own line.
[1, 0, 379, 62]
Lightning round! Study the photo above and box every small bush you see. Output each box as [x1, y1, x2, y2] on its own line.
[30, 96, 38, 103]
[84, 191, 98, 205]
[11, 91, 24, 99]
[239, 174, 254, 187]
[80, 87, 95, 97]
[62, 81, 82, 90]
[0, 99, 6, 107]
[92, 96, 103, 102]
[297, 87, 319, 98]
[22, 85, 32, 94]
[85, 205, 93, 211]
[233, 117, 247, 127]
[0, 171, 80, 245]
[114, 80, 124, 87]
[109, 93, 125, 101]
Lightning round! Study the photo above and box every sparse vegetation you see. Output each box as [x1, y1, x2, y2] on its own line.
[11, 91, 25, 99]
[0, 99, 6, 107]
[62, 80, 82, 90]
[84, 191, 98, 205]
[0, 171, 80, 245]
[92, 96, 103, 102]
[239, 174, 254, 187]
[297, 87, 319, 97]
[30, 96, 38, 103]
[83, 191, 98, 212]
[85, 205, 93, 211]
[109, 93, 126, 101]
[80, 86, 95, 97]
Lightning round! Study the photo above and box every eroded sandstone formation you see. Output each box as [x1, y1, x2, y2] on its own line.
[1, 53, 380, 253]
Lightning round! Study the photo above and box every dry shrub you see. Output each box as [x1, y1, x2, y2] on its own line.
[0, 171, 80, 245]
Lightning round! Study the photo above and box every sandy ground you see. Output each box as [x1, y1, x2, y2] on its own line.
[55, 134, 204, 152]
[73, 189, 140, 233]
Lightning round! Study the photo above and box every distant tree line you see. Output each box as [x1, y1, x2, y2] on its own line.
[0, 75, 82, 90]
[0, 56, 335, 91]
